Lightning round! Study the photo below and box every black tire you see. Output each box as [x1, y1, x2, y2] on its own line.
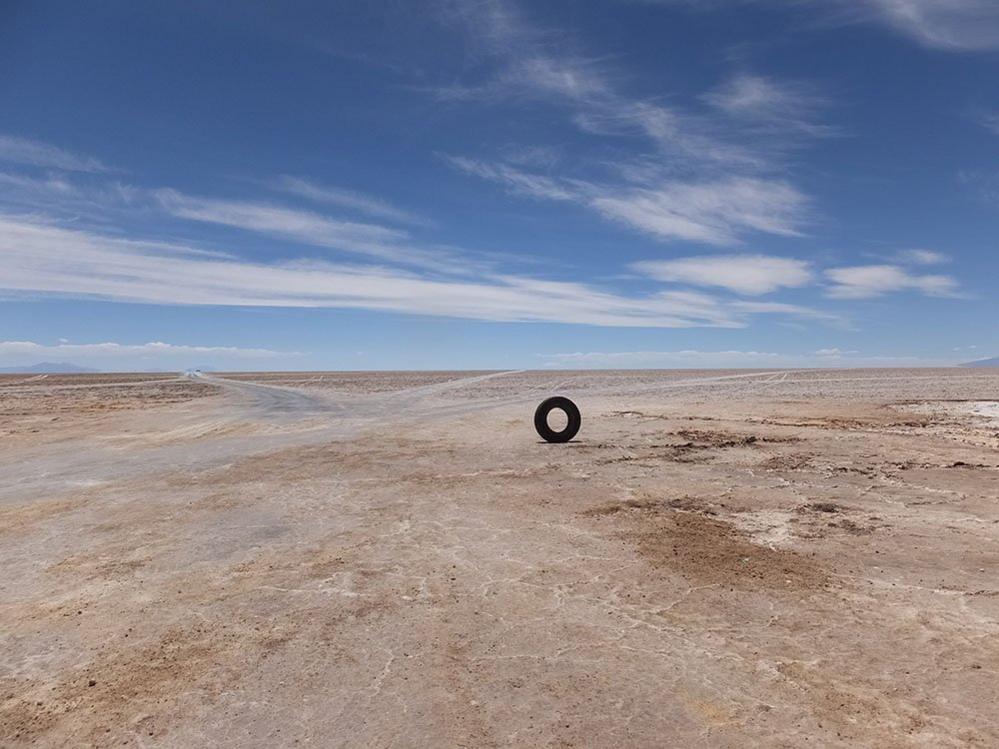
[534, 396, 581, 443]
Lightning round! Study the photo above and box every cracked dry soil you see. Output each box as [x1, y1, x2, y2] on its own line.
[2, 368, 999, 747]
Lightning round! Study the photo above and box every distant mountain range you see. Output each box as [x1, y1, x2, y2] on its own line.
[959, 357, 999, 368]
[0, 362, 98, 374]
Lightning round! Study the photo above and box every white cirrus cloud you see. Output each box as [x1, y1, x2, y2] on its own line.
[632, 254, 814, 295]
[0, 214, 830, 329]
[703, 74, 834, 137]
[895, 248, 950, 265]
[442, 156, 576, 201]
[271, 176, 429, 226]
[541, 348, 956, 368]
[728, 300, 831, 319]
[981, 112, 999, 135]
[435, 1, 826, 250]
[590, 178, 809, 245]
[862, 0, 999, 50]
[156, 189, 403, 246]
[446, 156, 810, 245]
[0, 133, 111, 173]
[432, 1, 776, 169]
[542, 349, 785, 368]
[825, 264, 960, 298]
[1, 172, 462, 270]
[154, 189, 464, 271]
[639, 0, 999, 51]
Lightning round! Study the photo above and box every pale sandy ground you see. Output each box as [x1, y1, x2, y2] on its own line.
[2, 368, 999, 748]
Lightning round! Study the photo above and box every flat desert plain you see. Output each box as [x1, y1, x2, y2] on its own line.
[2, 368, 999, 748]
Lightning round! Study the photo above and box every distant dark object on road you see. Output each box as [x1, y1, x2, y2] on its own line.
[534, 396, 581, 443]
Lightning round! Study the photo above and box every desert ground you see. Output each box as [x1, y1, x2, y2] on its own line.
[2, 368, 998, 748]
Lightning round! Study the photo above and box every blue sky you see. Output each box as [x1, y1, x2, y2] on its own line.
[1, 0, 998, 370]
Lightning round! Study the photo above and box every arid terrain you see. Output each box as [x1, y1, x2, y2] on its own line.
[2, 368, 998, 748]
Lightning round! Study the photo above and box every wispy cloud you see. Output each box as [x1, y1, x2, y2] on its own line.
[703, 73, 835, 137]
[0, 169, 462, 270]
[633, 255, 814, 295]
[271, 176, 429, 226]
[432, 1, 782, 170]
[433, 1, 826, 247]
[860, 0, 999, 51]
[0, 133, 110, 173]
[0, 214, 827, 328]
[639, 0, 999, 50]
[542, 348, 788, 368]
[0, 171, 81, 212]
[895, 248, 950, 265]
[541, 348, 956, 368]
[981, 112, 999, 135]
[443, 156, 576, 201]
[825, 264, 960, 298]
[590, 178, 808, 245]
[500, 144, 564, 168]
[0, 170, 149, 223]
[154, 189, 462, 270]
[446, 156, 810, 245]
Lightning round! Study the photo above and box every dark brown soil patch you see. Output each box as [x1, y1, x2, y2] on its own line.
[803, 502, 841, 513]
[582, 498, 663, 516]
[670, 429, 760, 447]
[762, 453, 814, 471]
[630, 511, 828, 591]
[582, 496, 713, 517]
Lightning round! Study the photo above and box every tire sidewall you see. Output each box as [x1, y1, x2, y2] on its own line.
[534, 396, 581, 443]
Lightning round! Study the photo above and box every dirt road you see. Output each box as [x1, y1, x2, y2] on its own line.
[2, 369, 998, 747]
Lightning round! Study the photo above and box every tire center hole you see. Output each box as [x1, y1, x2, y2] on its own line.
[546, 407, 569, 432]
